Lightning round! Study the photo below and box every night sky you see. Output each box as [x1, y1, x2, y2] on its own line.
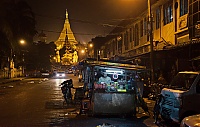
[24, 0, 156, 43]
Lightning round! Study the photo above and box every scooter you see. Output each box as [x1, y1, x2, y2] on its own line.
[60, 79, 73, 104]
[148, 83, 164, 100]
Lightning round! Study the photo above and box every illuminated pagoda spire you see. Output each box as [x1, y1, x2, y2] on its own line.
[54, 9, 78, 65]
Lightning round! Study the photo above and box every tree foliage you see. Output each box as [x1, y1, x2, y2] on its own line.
[0, 0, 37, 69]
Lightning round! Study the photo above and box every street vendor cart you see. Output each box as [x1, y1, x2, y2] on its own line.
[79, 58, 147, 116]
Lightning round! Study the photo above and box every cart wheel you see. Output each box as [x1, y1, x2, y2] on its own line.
[122, 112, 135, 118]
[132, 108, 137, 117]
[161, 115, 172, 122]
[87, 110, 93, 117]
[79, 108, 83, 115]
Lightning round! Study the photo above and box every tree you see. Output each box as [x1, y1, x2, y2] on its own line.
[0, 0, 37, 69]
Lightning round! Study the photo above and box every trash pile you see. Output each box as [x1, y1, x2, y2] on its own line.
[96, 123, 116, 127]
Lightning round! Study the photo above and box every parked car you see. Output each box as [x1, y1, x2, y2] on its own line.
[67, 69, 73, 74]
[180, 114, 200, 127]
[40, 71, 50, 77]
[157, 71, 200, 123]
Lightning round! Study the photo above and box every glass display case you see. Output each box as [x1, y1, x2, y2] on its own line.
[93, 67, 137, 93]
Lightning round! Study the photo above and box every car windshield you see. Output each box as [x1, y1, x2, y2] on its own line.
[57, 72, 65, 74]
[41, 71, 49, 73]
[170, 73, 198, 91]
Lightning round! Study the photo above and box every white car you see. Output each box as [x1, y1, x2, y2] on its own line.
[180, 114, 200, 127]
[55, 71, 66, 78]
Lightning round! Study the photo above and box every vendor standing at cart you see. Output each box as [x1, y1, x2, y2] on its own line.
[98, 72, 112, 85]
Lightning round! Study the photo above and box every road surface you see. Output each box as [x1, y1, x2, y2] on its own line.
[0, 74, 179, 127]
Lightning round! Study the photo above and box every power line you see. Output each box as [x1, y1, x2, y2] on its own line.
[35, 13, 129, 28]
[35, 13, 133, 37]
[37, 29, 98, 36]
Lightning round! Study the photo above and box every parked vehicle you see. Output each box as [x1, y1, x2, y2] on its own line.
[148, 83, 164, 100]
[180, 114, 200, 127]
[67, 69, 73, 74]
[60, 79, 73, 104]
[40, 70, 50, 77]
[155, 71, 200, 123]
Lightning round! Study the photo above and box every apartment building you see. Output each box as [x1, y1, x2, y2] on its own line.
[96, 0, 200, 82]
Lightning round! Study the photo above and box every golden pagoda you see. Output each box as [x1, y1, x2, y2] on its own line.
[54, 9, 78, 65]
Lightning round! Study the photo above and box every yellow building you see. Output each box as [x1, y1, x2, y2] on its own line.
[98, 0, 200, 83]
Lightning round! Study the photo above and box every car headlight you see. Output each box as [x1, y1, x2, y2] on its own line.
[62, 74, 65, 76]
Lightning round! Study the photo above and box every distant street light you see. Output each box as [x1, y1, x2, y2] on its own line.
[89, 43, 93, 48]
[87, 42, 93, 58]
[20, 39, 25, 45]
[81, 49, 85, 54]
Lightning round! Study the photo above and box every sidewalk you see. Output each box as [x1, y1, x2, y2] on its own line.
[0, 77, 26, 84]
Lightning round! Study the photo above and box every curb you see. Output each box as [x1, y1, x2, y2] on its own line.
[0, 78, 25, 84]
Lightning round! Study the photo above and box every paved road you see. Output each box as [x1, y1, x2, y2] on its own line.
[0, 74, 179, 127]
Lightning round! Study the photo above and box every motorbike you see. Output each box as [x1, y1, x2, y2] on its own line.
[148, 83, 164, 100]
[60, 79, 73, 104]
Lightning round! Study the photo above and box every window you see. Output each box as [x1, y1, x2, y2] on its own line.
[130, 28, 133, 42]
[112, 40, 116, 55]
[156, 7, 161, 29]
[163, 2, 173, 25]
[134, 24, 139, 46]
[144, 17, 147, 35]
[124, 31, 128, 50]
[118, 35, 122, 54]
[132, 26, 135, 48]
[140, 20, 143, 37]
[180, 0, 188, 16]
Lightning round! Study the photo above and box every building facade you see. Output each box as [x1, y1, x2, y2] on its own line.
[97, 0, 200, 82]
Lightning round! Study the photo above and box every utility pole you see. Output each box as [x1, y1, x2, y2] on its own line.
[148, 0, 155, 84]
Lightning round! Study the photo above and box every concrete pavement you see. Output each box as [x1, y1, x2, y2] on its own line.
[0, 77, 26, 84]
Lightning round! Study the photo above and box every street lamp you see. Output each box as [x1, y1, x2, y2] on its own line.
[148, 0, 155, 84]
[20, 39, 25, 45]
[89, 43, 93, 48]
[81, 49, 85, 54]
[19, 39, 26, 76]
[87, 42, 94, 58]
